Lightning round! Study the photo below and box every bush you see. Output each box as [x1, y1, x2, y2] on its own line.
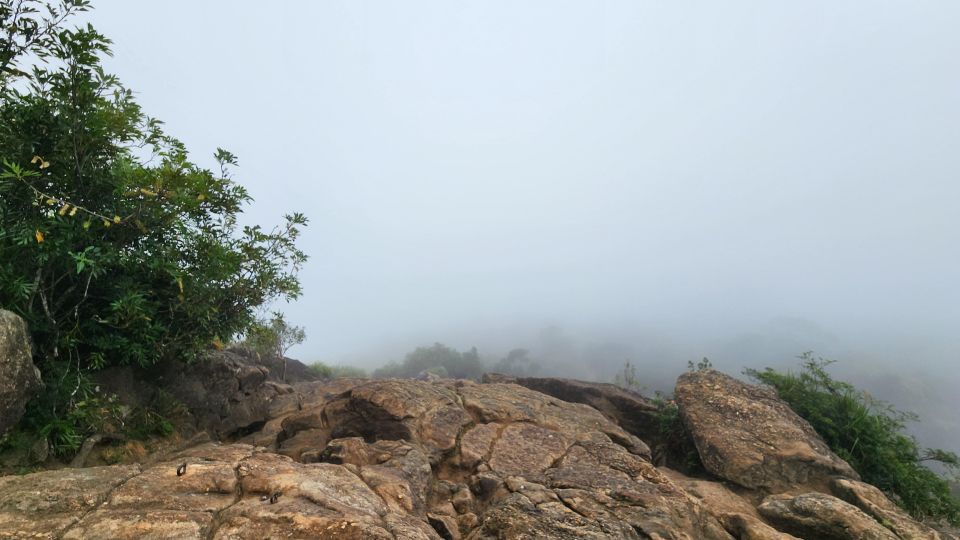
[0, 1, 306, 454]
[746, 353, 960, 525]
[307, 362, 366, 379]
[492, 348, 540, 376]
[373, 343, 483, 379]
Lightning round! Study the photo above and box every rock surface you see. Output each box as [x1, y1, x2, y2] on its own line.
[155, 348, 322, 439]
[0, 310, 41, 437]
[675, 369, 859, 492]
[483, 373, 662, 444]
[831, 477, 942, 540]
[758, 492, 900, 540]
[0, 373, 948, 539]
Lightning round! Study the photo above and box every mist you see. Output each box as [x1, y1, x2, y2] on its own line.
[84, 1, 960, 449]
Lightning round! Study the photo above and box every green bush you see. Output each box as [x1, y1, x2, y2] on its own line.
[373, 343, 483, 379]
[0, 1, 306, 455]
[746, 353, 960, 525]
[306, 362, 367, 379]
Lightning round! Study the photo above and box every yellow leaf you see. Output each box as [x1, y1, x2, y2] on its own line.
[176, 277, 184, 294]
[83, 220, 91, 230]
[69, 206, 78, 216]
[35, 230, 44, 243]
[103, 220, 111, 227]
[113, 216, 121, 224]
[40, 160, 50, 169]
[197, 194, 206, 201]
[140, 188, 158, 197]
[58, 204, 70, 216]
[45, 198, 56, 205]
[31, 156, 42, 164]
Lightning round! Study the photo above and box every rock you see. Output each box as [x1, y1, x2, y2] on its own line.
[831, 477, 942, 540]
[0, 464, 141, 538]
[487, 375, 661, 443]
[758, 492, 900, 540]
[675, 369, 859, 492]
[719, 513, 801, 540]
[0, 310, 41, 436]
[0, 374, 941, 539]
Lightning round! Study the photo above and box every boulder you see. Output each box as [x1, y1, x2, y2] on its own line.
[831, 477, 942, 540]
[675, 369, 858, 492]
[153, 349, 328, 439]
[0, 310, 41, 436]
[483, 374, 661, 443]
[758, 492, 900, 540]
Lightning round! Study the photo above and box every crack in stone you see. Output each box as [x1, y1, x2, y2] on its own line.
[55, 465, 143, 540]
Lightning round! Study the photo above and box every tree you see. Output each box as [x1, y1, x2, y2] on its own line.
[0, 0, 307, 453]
[244, 313, 306, 381]
[373, 343, 484, 380]
[492, 348, 540, 376]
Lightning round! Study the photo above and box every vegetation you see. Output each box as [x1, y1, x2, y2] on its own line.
[491, 348, 540, 376]
[613, 360, 643, 393]
[747, 353, 960, 525]
[307, 362, 367, 379]
[373, 342, 484, 380]
[242, 313, 305, 381]
[643, 358, 711, 472]
[0, 0, 306, 455]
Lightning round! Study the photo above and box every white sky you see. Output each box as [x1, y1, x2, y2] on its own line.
[83, 1, 960, 408]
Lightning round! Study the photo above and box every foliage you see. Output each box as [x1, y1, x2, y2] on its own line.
[613, 360, 643, 393]
[307, 361, 367, 380]
[243, 312, 305, 359]
[642, 359, 713, 472]
[687, 357, 712, 372]
[373, 343, 484, 380]
[746, 353, 960, 525]
[491, 348, 540, 376]
[0, 1, 306, 455]
[650, 391, 703, 473]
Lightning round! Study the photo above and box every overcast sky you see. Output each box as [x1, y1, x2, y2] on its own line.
[83, 1, 960, 411]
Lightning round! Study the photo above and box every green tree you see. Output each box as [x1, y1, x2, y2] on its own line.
[244, 313, 306, 381]
[373, 343, 484, 380]
[746, 353, 960, 525]
[0, 0, 307, 453]
[492, 348, 540, 376]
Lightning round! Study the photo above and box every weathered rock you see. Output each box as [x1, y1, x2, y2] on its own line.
[758, 492, 900, 540]
[457, 381, 651, 459]
[0, 374, 942, 539]
[487, 374, 662, 443]
[831, 477, 942, 540]
[0, 464, 141, 539]
[0, 310, 41, 437]
[719, 513, 801, 540]
[676, 369, 859, 492]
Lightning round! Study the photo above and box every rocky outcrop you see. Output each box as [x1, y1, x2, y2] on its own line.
[675, 369, 859, 492]
[0, 310, 41, 437]
[0, 379, 734, 539]
[482, 373, 662, 443]
[0, 373, 947, 539]
[154, 348, 322, 439]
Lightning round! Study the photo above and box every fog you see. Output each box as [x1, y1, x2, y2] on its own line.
[86, 2, 959, 448]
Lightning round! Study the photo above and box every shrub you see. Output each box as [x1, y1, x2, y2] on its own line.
[746, 353, 960, 525]
[492, 348, 540, 376]
[373, 343, 483, 379]
[0, 1, 306, 454]
[307, 362, 366, 379]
